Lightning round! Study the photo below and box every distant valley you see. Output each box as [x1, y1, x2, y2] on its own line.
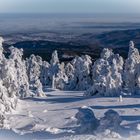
[2, 28, 140, 61]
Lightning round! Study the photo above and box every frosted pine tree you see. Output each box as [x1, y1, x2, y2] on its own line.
[0, 37, 18, 115]
[136, 63, 140, 93]
[124, 41, 140, 94]
[49, 50, 68, 90]
[0, 37, 5, 61]
[85, 48, 124, 96]
[48, 50, 60, 89]
[54, 62, 68, 90]
[26, 55, 41, 87]
[40, 61, 50, 86]
[0, 80, 18, 114]
[65, 62, 75, 90]
[1, 59, 18, 98]
[34, 79, 46, 97]
[50, 50, 59, 66]
[9, 47, 30, 97]
[26, 55, 45, 97]
[67, 55, 92, 90]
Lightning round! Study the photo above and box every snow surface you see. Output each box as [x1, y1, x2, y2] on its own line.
[1, 90, 140, 140]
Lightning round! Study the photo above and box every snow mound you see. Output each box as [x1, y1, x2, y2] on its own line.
[97, 110, 122, 133]
[75, 106, 99, 133]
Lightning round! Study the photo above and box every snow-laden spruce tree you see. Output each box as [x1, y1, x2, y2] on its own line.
[124, 41, 140, 94]
[54, 62, 68, 90]
[40, 61, 50, 86]
[85, 48, 124, 96]
[48, 50, 60, 89]
[0, 80, 18, 114]
[26, 55, 45, 97]
[0, 37, 18, 114]
[65, 55, 92, 90]
[1, 58, 18, 98]
[0, 37, 5, 61]
[49, 50, 68, 90]
[136, 63, 140, 93]
[74, 55, 92, 90]
[9, 47, 30, 97]
[50, 50, 59, 66]
[65, 62, 75, 90]
[26, 55, 40, 87]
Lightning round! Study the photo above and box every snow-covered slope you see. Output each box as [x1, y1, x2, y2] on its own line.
[2, 90, 140, 140]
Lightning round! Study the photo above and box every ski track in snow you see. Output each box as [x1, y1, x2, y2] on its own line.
[2, 90, 140, 140]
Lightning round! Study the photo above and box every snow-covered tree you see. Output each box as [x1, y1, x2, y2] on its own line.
[0, 37, 5, 61]
[34, 79, 45, 97]
[85, 48, 124, 96]
[64, 62, 75, 90]
[26, 55, 45, 97]
[65, 55, 92, 90]
[136, 63, 140, 94]
[40, 61, 50, 86]
[48, 50, 60, 89]
[124, 41, 140, 94]
[1, 59, 18, 98]
[49, 50, 68, 90]
[0, 37, 18, 115]
[53, 62, 68, 90]
[0, 80, 18, 114]
[26, 55, 41, 87]
[9, 46, 29, 97]
[50, 50, 59, 66]
[74, 55, 92, 90]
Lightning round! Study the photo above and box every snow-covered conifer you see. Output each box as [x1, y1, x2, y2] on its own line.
[66, 55, 92, 90]
[26, 55, 44, 97]
[40, 61, 50, 86]
[9, 46, 29, 97]
[49, 50, 68, 90]
[0, 37, 18, 115]
[124, 41, 140, 94]
[85, 48, 124, 96]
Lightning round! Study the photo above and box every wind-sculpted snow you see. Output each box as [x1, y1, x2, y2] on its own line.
[75, 106, 99, 133]
[97, 110, 122, 132]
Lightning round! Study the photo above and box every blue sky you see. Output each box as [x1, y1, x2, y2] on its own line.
[0, 0, 140, 14]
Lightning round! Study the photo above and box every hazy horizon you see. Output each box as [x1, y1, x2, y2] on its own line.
[1, 1, 140, 35]
[0, 0, 140, 14]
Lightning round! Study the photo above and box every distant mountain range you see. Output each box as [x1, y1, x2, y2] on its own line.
[3, 28, 140, 61]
